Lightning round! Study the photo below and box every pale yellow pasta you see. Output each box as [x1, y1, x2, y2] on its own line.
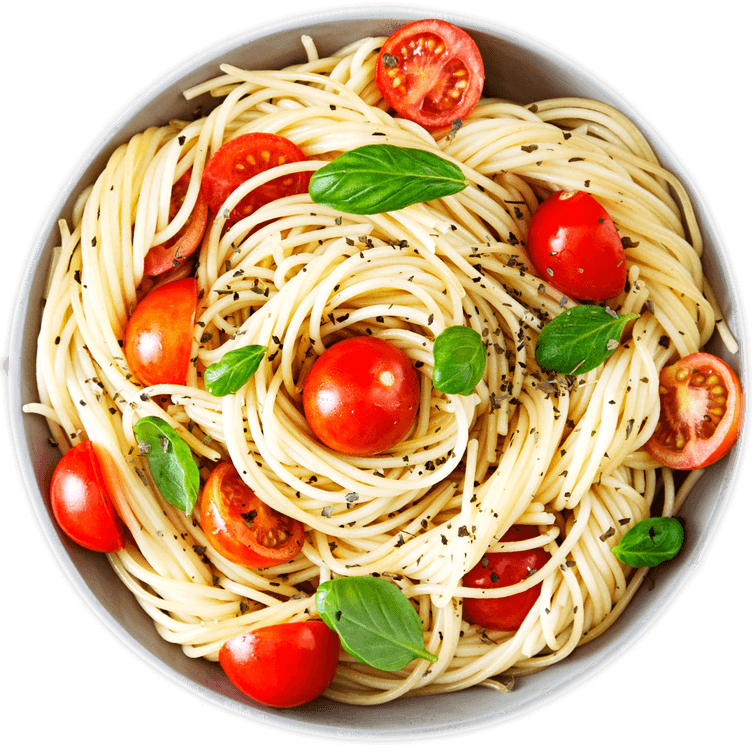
[24, 33, 734, 705]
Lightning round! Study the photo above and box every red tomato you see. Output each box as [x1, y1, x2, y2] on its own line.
[220, 621, 340, 708]
[144, 170, 208, 276]
[375, 19, 485, 129]
[645, 352, 743, 470]
[123, 277, 196, 387]
[302, 337, 421, 456]
[200, 461, 306, 568]
[463, 525, 550, 631]
[50, 440, 126, 553]
[201, 133, 310, 224]
[527, 190, 627, 301]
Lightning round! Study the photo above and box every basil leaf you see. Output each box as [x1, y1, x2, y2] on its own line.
[611, 517, 684, 568]
[315, 576, 437, 671]
[133, 416, 199, 515]
[308, 144, 466, 214]
[204, 344, 267, 396]
[432, 325, 486, 396]
[535, 305, 638, 375]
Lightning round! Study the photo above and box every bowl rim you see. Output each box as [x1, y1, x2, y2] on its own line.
[2, 3, 751, 743]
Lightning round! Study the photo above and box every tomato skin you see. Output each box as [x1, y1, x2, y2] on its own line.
[527, 190, 627, 301]
[144, 170, 208, 276]
[220, 621, 340, 708]
[201, 133, 310, 224]
[463, 526, 550, 631]
[200, 461, 306, 568]
[375, 19, 485, 129]
[645, 352, 743, 470]
[50, 441, 126, 553]
[302, 337, 421, 457]
[123, 277, 196, 387]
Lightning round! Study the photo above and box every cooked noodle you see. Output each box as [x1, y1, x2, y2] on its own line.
[24, 33, 735, 704]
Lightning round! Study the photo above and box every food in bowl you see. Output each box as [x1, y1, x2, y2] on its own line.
[21, 17, 742, 710]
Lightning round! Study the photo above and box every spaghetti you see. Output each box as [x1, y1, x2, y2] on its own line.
[24, 32, 736, 704]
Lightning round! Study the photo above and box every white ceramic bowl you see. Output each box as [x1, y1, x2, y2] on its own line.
[6, 7, 748, 739]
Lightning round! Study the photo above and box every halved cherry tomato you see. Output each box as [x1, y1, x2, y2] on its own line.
[200, 461, 306, 568]
[645, 352, 743, 470]
[144, 170, 208, 276]
[220, 620, 340, 708]
[123, 277, 196, 387]
[375, 19, 485, 130]
[302, 336, 421, 456]
[527, 190, 627, 301]
[50, 440, 126, 553]
[462, 525, 550, 631]
[200, 133, 310, 224]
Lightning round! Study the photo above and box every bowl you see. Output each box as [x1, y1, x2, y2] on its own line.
[5, 6, 748, 739]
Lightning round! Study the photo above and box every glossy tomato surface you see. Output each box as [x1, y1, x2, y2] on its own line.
[527, 190, 627, 301]
[463, 525, 550, 631]
[123, 277, 196, 387]
[645, 352, 743, 470]
[144, 170, 208, 276]
[201, 132, 310, 224]
[200, 461, 305, 568]
[302, 336, 421, 456]
[220, 621, 340, 708]
[375, 19, 484, 129]
[50, 440, 126, 553]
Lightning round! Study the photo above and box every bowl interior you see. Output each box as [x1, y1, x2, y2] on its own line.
[7, 9, 746, 738]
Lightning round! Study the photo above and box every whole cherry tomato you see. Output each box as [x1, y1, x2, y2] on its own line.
[200, 461, 306, 568]
[50, 440, 126, 553]
[123, 276, 196, 387]
[201, 133, 310, 224]
[645, 352, 743, 470]
[143, 169, 208, 276]
[527, 190, 627, 301]
[375, 19, 485, 130]
[302, 336, 421, 456]
[463, 525, 550, 631]
[220, 620, 340, 707]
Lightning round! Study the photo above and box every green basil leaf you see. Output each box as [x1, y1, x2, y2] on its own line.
[204, 344, 267, 396]
[535, 305, 638, 375]
[133, 416, 199, 515]
[308, 144, 466, 214]
[432, 325, 486, 396]
[611, 517, 684, 568]
[315, 576, 437, 671]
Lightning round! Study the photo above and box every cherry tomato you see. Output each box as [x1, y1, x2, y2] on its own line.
[463, 525, 550, 631]
[200, 461, 306, 568]
[123, 277, 196, 387]
[144, 170, 208, 276]
[375, 19, 485, 129]
[220, 620, 340, 708]
[527, 190, 627, 301]
[302, 337, 421, 456]
[50, 440, 126, 553]
[201, 133, 310, 224]
[645, 352, 743, 470]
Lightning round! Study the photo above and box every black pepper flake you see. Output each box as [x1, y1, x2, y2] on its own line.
[458, 526, 470, 537]
[599, 527, 616, 542]
[521, 144, 538, 153]
[382, 53, 398, 68]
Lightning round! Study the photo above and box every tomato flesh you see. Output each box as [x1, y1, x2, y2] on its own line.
[302, 336, 421, 456]
[463, 526, 550, 631]
[375, 19, 485, 129]
[645, 352, 743, 470]
[527, 190, 627, 301]
[144, 170, 208, 276]
[50, 440, 126, 553]
[220, 621, 340, 708]
[123, 277, 196, 387]
[200, 461, 306, 568]
[201, 132, 310, 224]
